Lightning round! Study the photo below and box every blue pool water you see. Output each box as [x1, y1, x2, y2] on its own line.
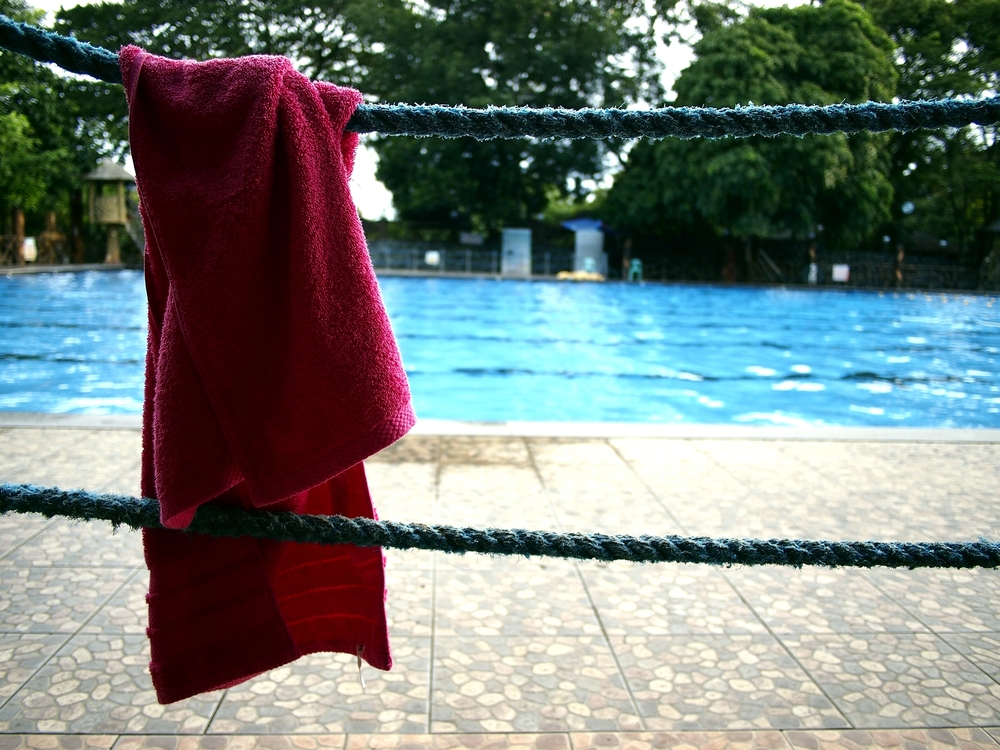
[1, 271, 999, 426]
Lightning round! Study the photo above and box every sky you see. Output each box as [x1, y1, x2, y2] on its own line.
[32, 0, 807, 221]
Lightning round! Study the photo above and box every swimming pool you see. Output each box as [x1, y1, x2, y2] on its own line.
[1, 271, 998, 426]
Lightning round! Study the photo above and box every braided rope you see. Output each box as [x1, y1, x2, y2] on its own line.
[2, 484, 998, 569]
[3, 14, 999, 141]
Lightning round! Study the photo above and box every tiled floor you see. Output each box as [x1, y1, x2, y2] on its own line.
[1, 426, 999, 749]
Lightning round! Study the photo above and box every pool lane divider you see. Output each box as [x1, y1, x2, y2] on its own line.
[1, 483, 998, 569]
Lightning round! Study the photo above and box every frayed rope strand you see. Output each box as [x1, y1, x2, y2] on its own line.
[2, 483, 998, 569]
[3, 14, 1000, 141]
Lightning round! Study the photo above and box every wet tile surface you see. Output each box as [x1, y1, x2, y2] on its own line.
[0, 428, 999, 739]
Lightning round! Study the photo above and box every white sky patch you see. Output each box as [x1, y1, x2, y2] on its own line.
[32, 0, 810, 219]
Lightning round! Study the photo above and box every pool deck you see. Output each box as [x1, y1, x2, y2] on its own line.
[0, 418, 998, 750]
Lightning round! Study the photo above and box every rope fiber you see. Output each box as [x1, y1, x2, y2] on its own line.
[2, 484, 998, 569]
[3, 14, 1000, 141]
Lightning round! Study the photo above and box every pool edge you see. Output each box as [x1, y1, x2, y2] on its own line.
[2, 411, 999, 442]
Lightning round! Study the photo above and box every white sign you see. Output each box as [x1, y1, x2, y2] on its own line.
[831, 264, 850, 283]
[424, 250, 441, 266]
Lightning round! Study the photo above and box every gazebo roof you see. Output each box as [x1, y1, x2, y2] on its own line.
[84, 159, 135, 182]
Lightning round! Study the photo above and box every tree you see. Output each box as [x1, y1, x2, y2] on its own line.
[354, 0, 660, 232]
[604, 0, 898, 257]
[863, 0, 1000, 263]
[0, 1, 106, 249]
[58, 0, 661, 234]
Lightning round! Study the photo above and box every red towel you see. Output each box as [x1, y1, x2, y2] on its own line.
[121, 46, 415, 704]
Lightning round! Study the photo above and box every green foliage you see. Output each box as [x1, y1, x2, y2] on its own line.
[605, 0, 898, 250]
[863, 0, 1000, 262]
[0, 0, 106, 232]
[57, 0, 660, 233]
[359, 0, 660, 231]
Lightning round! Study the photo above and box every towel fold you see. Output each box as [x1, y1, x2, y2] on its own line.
[121, 45, 415, 704]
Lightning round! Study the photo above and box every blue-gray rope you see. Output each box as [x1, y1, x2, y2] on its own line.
[3, 14, 999, 142]
[1, 483, 998, 569]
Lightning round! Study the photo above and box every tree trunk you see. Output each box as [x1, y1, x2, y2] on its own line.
[13, 207, 25, 266]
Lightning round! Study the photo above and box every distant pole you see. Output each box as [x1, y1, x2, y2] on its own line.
[466, 249, 471, 273]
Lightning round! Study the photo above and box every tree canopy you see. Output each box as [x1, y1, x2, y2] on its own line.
[604, 0, 898, 252]
[56, 0, 660, 233]
[862, 0, 1000, 262]
[0, 0, 106, 232]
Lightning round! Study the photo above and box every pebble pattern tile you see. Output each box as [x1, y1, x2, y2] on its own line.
[114, 736, 346, 750]
[0, 515, 52, 560]
[0, 566, 132, 634]
[0, 635, 222, 734]
[0, 634, 70, 700]
[431, 636, 641, 733]
[345, 733, 569, 750]
[3, 520, 143, 568]
[577, 563, 765, 637]
[610, 635, 847, 731]
[783, 727, 1000, 750]
[0, 428, 999, 740]
[860, 570, 1000, 633]
[569, 731, 789, 750]
[80, 572, 148, 636]
[783, 633, 1000, 728]
[0, 736, 117, 750]
[435, 562, 600, 638]
[937, 634, 1000, 683]
[208, 639, 430, 735]
[721, 568, 927, 635]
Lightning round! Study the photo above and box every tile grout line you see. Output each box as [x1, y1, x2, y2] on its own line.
[679, 443, 855, 730]
[688, 442, 816, 540]
[606, 439, 689, 535]
[0, 429, 110, 564]
[560, 438, 845, 732]
[203, 688, 230, 734]
[855, 571, 1000, 691]
[772, 443, 938, 542]
[524, 438, 647, 731]
[0, 564, 141, 716]
[426, 439, 443, 734]
[0, 428, 97, 484]
[712, 566, 855, 730]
